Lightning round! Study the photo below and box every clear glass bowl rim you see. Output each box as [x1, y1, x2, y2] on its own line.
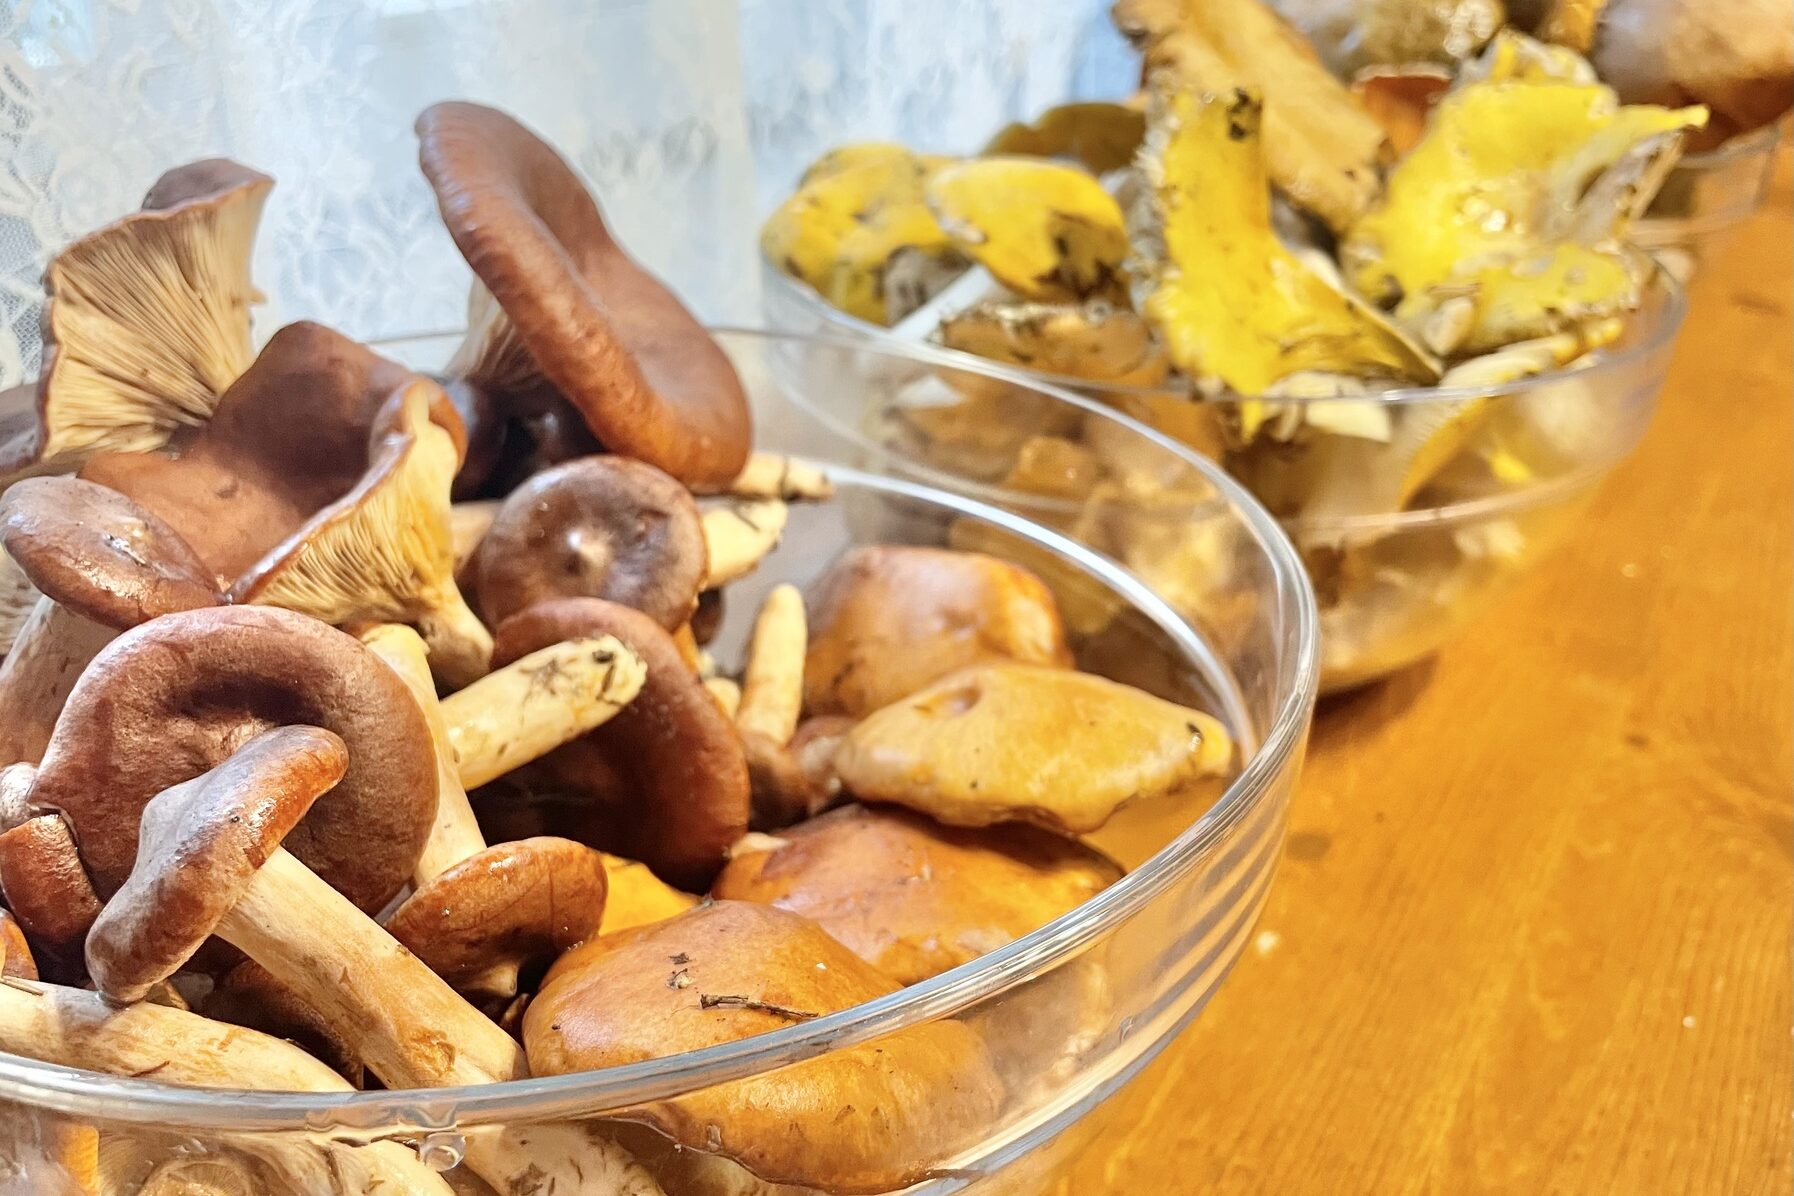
[0, 332, 1321, 1133]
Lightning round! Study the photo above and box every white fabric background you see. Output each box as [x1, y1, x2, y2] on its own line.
[0, 0, 1133, 383]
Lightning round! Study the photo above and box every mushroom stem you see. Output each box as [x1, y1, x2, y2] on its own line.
[702, 499, 789, 587]
[450, 501, 500, 573]
[413, 586, 496, 690]
[0, 544, 41, 660]
[216, 847, 524, 1088]
[0, 979, 455, 1195]
[361, 624, 486, 885]
[0, 597, 119, 766]
[440, 636, 647, 790]
[736, 584, 807, 746]
[705, 676, 742, 719]
[703, 452, 835, 502]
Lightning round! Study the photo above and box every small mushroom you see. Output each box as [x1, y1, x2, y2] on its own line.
[0, 811, 102, 980]
[834, 662, 1235, 834]
[2, 159, 272, 479]
[736, 585, 830, 830]
[474, 456, 708, 631]
[0, 476, 221, 765]
[417, 101, 752, 486]
[0, 979, 455, 1195]
[493, 598, 750, 889]
[702, 498, 789, 587]
[0, 909, 36, 979]
[713, 804, 1121, 985]
[525, 900, 1004, 1194]
[80, 323, 490, 685]
[28, 605, 436, 917]
[804, 545, 1073, 719]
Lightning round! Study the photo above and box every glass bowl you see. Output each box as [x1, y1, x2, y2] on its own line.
[1631, 122, 1784, 282]
[0, 329, 1318, 1195]
[761, 257, 1683, 692]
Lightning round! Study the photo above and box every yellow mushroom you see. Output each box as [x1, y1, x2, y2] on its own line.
[983, 100, 1149, 175]
[1134, 88, 1439, 398]
[925, 157, 1130, 303]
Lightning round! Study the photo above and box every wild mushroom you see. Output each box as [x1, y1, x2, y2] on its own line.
[701, 452, 835, 502]
[492, 598, 750, 889]
[80, 322, 491, 685]
[0, 979, 455, 1195]
[1, 159, 272, 480]
[735, 585, 831, 830]
[804, 545, 1073, 719]
[0, 545, 42, 659]
[0, 909, 36, 980]
[474, 456, 708, 631]
[0, 476, 222, 765]
[80, 726, 662, 1196]
[713, 804, 1121, 985]
[598, 854, 701, 936]
[27, 605, 436, 917]
[833, 661, 1235, 834]
[0, 810, 102, 980]
[702, 498, 789, 588]
[984, 99, 1149, 174]
[525, 900, 1005, 1193]
[417, 101, 752, 486]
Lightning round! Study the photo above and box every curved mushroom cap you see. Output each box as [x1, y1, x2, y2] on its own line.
[0, 813, 102, 977]
[80, 321, 451, 582]
[0, 477, 219, 629]
[0, 910, 37, 980]
[804, 546, 1073, 718]
[494, 598, 749, 890]
[87, 725, 348, 1004]
[8, 159, 273, 479]
[713, 804, 1121, 985]
[834, 662, 1235, 834]
[525, 900, 1004, 1193]
[416, 101, 752, 485]
[475, 456, 707, 631]
[28, 605, 437, 914]
[384, 836, 608, 995]
[205, 958, 363, 1085]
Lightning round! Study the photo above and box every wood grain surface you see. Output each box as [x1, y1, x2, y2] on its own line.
[1058, 154, 1794, 1194]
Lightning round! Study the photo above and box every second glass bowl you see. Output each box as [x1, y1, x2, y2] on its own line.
[1632, 123, 1784, 282]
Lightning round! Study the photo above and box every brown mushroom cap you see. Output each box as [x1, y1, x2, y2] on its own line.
[713, 804, 1121, 985]
[204, 958, 364, 1085]
[80, 321, 457, 583]
[493, 598, 749, 889]
[86, 725, 348, 1004]
[475, 456, 707, 631]
[0, 813, 102, 979]
[804, 545, 1073, 718]
[28, 605, 437, 914]
[6, 159, 273, 478]
[834, 661, 1234, 834]
[0, 909, 37, 980]
[0, 477, 219, 629]
[416, 101, 752, 485]
[383, 836, 609, 997]
[524, 900, 1004, 1193]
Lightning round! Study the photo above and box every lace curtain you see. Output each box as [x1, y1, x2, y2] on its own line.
[0, 0, 1132, 384]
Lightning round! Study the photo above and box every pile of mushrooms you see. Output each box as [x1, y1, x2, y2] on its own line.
[0, 103, 1238, 1196]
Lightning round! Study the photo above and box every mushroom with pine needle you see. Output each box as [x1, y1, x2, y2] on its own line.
[834, 661, 1234, 834]
[418, 101, 751, 487]
[492, 598, 750, 890]
[525, 900, 1004, 1194]
[0, 159, 272, 481]
[804, 545, 1073, 719]
[0, 477, 222, 766]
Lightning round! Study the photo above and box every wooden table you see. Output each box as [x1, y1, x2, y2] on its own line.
[1062, 156, 1794, 1194]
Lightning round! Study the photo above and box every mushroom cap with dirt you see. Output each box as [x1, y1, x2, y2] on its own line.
[803, 545, 1073, 719]
[714, 803, 1122, 985]
[26, 605, 436, 916]
[417, 101, 752, 486]
[524, 900, 1005, 1194]
[3, 159, 272, 480]
[492, 597, 750, 890]
[474, 455, 708, 631]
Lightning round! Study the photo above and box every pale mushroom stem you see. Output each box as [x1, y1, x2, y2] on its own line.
[215, 850, 665, 1195]
[0, 545, 41, 660]
[704, 452, 834, 502]
[0, 597, 119, 766]
[705, 676, 742, 720]
[0, 979, 454, 1195]
[439, 636, 647, 791]
[735, 583, 807, 746]
[702, 499, 789, 588]
[361, 624, 486, 885]
[413, 587, 496, 690]
[450, 501, 500, 574]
